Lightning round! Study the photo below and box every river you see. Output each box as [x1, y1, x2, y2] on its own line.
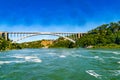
[0, 48, 120, 80]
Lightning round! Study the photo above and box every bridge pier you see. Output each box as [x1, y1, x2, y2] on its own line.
[77, 33, 83, 38]
[0, 32, 8, 40]
[78, 33, 80, 38]
[5, 32, 8, 40]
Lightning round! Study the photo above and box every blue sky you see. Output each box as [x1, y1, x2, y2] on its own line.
[0, 0, 120, 42]
[0, 0, 120, 32]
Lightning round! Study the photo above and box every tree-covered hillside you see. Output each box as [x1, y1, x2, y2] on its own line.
[76, 21, 120, 48]
[49, 37, 75, 48]
[0, 38, 21, 51]
[20, 40, 44, 48]
[20, 40, 53, 48]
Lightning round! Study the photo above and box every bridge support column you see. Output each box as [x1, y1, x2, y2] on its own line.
[5, 32, 8, 40]
[78, 33, 81, 38]
[0, 32, 8, 40]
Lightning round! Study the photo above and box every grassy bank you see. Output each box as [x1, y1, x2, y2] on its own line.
[93, 44, 120, 49]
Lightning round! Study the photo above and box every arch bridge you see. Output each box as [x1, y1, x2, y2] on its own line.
[0, 32, 86, 43]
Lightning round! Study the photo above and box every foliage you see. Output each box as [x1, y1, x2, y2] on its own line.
[0, 38, 10, 50]
[76, 21, 120, 48]
[20, 40, 44, 48]
[49, 38, 75, 48]
[0, 37, 22, 51]
[93, 44, 120, 49]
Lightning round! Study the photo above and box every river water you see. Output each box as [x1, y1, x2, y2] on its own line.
[0, 48, 120, 80]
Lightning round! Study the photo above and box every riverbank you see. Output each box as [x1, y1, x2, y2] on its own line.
[93, 44, 120, 49]
[0, 38, 22, 51]
[0, 39, 120, 51]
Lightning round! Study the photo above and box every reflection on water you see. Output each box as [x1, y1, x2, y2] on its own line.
[0, 48, 120, 80]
